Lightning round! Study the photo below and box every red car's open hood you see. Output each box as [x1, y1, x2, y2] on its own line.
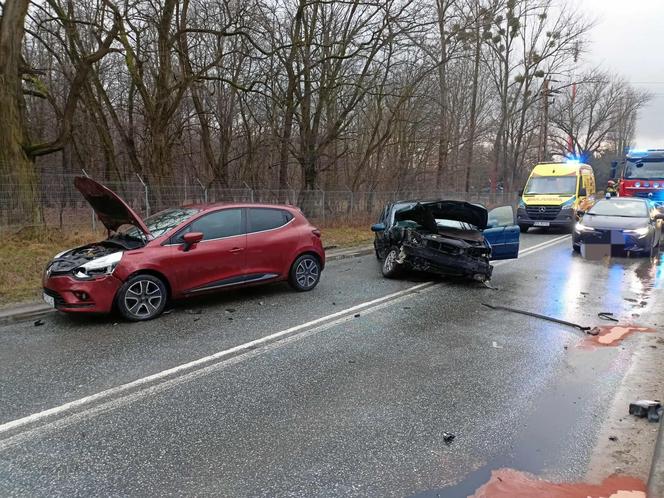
[74, 177, 151, 237]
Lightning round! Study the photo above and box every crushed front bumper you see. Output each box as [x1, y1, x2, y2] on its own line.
[401, 245, 493, 280]
[42, 274, 123, 313]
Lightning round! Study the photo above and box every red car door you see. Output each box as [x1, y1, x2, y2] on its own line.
[245, 207, 298, 280]
[171, 208, 247, 294]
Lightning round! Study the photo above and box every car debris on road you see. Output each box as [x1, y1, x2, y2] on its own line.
[629, 400, 662, 422]
[598, 312, 619, 322]
[442, 432, 456, 444]
[481, 303, 594, 334]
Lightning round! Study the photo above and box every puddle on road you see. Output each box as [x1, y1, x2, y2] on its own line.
[413, 351, 626, 498]
[580, 325, 654, 348]
[470, 469, 646, 498]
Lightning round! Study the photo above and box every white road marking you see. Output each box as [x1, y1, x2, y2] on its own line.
[0, 234, 570, 442]
[0, 285, 437, 451]
[519, 234, 571, 255]
[0, 282, 435, 438]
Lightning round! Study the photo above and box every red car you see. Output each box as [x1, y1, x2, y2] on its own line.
[43, 177, 325, 321]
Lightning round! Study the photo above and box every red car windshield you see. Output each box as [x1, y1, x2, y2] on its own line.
[120, 208, 200, 238]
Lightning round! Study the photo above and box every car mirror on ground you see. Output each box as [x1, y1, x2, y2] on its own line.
[371, 223, 386, 232]
[182, 231, 204, 251]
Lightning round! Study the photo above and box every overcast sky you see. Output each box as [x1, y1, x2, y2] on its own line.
[581, 0, 664, 147]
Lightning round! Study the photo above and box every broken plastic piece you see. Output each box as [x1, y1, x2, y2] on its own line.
[443, 432, 455, 444]
[648, 405, 663, 423]
[598, 312, 619, 322]
[629, 400, 661, 418]
[34, 319, 44, 327]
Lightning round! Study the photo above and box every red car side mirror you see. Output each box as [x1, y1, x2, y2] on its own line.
[182, 232, 204, 251]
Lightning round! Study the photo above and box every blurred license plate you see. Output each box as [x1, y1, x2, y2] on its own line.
[43, 293, 55, 308]
[534, 221, 550, 227]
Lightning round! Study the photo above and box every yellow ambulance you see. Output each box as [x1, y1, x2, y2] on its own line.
[516, 160, 596, 233]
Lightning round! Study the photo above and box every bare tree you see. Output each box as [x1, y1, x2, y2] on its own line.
[549, 69, 651, 159]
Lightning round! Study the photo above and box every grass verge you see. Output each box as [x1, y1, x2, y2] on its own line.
[0, 225, 373, 307]
[0, 229, 102, 307]
[321, 226, 373, 250]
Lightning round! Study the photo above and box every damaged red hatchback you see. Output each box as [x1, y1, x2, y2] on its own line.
[43, 177, 325, 321]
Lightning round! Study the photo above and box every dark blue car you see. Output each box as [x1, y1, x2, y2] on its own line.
[371, 200, 520, 282]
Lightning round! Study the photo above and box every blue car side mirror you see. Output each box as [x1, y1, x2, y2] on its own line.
[371, 223, 386, 232]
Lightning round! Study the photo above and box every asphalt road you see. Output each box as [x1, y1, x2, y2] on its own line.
[1, 231, 663, 497]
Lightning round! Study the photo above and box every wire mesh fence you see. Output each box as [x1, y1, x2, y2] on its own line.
[0, 173, 518, 232]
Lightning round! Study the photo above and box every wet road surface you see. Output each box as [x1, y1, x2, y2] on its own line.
[0, 231, 663, 496]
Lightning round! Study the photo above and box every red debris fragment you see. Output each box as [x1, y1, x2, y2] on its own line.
[580, 325, 654, 348]
[471, 469, 646, 498]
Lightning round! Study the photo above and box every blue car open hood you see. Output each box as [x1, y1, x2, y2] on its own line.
[394, 201, 488, 231]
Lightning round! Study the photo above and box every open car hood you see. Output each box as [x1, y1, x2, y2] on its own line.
[394, 200, 488, 231]
[74, 177, 151, 237]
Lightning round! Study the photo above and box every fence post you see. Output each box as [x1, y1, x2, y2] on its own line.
[136, 174, 150, 216]
[195, 178, 208, 203]
[244, 182, 254, 202]
[81, 169, 96, 231]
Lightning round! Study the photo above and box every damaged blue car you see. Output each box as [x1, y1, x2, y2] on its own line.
[371, 200, 520, 282]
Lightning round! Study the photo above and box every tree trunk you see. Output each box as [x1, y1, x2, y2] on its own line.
[464, 27, 481, 193]
[435, 0, 449, 190]
[0, 0, 39, 224]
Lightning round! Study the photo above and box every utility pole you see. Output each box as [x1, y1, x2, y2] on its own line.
[568, 41, 580, 156]
[537, 78, 550, 163]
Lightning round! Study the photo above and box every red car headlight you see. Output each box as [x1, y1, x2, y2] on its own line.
[74, 252, 123, 280]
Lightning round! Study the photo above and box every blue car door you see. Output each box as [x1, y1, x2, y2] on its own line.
[483, 206, 520, 260]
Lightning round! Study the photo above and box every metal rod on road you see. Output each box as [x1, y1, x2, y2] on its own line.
[481, 303, 593, 333]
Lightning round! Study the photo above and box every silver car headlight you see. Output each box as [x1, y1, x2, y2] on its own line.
[574, 223, 594, 233]
[74, 252, 123, 279]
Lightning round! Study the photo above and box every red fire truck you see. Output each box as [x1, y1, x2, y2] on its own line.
[618, 149, 664, 201]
